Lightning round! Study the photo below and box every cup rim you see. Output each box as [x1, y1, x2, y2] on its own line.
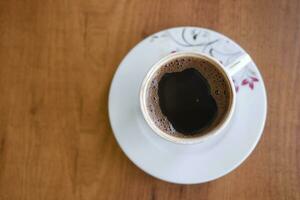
[140, 52, 236, 144]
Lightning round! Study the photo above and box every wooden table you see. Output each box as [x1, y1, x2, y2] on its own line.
[0, 0, 299, 199]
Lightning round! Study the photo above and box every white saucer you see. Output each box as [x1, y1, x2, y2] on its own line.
[108, 27, 267, 184]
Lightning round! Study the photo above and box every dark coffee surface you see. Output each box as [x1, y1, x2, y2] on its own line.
[146, 56, 232, 137]
[158, 68, 217, 135]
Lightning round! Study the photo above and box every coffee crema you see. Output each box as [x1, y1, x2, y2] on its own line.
[146, 56, 232, 138]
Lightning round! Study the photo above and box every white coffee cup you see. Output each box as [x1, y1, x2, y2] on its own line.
[140, 52, 251, 144]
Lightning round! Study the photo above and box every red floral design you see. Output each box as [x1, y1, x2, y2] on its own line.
[241, 76, 259, 90]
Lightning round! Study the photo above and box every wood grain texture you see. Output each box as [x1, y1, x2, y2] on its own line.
[0, 0, 299, 199]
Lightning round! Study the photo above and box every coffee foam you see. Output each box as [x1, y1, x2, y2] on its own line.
[146, 56, 232, 138]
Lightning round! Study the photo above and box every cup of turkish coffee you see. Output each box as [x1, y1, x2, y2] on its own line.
[140, 52, 251, 144]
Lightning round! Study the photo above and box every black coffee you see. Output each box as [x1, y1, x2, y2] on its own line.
[146, 56, 232, 137]
[158, 68, 217, 134]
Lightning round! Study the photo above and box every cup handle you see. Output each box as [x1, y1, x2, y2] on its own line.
[225, 54, 252, 76]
